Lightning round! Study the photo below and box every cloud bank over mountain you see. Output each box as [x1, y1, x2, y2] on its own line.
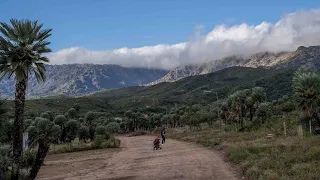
[48, 9, 320, 70]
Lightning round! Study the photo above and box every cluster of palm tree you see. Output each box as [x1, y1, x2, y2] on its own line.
[120, 72, 320, 134]
[219, 87, 267, 131]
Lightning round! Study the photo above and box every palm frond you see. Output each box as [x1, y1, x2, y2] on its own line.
[37, 29, 52, 42]
[0, 19, 52, 83]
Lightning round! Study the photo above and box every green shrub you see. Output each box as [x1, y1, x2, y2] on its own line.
[65, 120, 79, 141]
[24, 119, 33, 130]
[85, 111, 95, 124]
[67, 108, 77, 119]
[37, 118, 54, 134]
[54, 115, 67, 127]
[26, 126, 37, 146]
[95, 126, 106, 135]
[93, 135, 105, 148]
[105, 132, 110, 140]
[50, 125, 62, 142]
[106, 122, 120, 133]
[79, 126, 90, 141]
[40, 112, 50, 120]
[22, 151, 36, 167]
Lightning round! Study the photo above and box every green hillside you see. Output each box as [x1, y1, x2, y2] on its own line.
[5, 66, 294, 116]
[91, 66, 294, 108]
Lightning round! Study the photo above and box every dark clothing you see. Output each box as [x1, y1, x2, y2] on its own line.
[161, 135, 165, 144]
[161, 129, 166, 144]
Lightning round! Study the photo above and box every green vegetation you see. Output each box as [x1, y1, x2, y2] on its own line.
[0, 19, 53, 179]
[169, 130, 320, 180]
[0, 19, 120, 180]
[1, 66, 293, 117]
[0, 18, 319, 180]
[164, 69, 320, 180]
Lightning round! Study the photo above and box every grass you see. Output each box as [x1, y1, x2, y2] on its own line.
[49, 137, 120, 154]
[169, 128, 320, 180]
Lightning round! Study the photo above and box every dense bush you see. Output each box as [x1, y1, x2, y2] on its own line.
[106, 122, 120, 133]
[78, 126, 90, 141]
[26, 126, 37, 147]
[95, 126, 106, 135]
[65, 120, 79, 141]
[54, 115, 67, 127]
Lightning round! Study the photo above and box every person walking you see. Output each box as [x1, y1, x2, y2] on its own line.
[161, 127, 166, 145]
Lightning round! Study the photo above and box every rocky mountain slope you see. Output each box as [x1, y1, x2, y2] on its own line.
[147, 46, 320, 85]
[0, 64, 167, 97]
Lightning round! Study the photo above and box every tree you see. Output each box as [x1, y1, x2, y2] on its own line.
[85, 111, 95, 140]
[26, 126, 37, 147]
[95, 126, 106, 135]
[106, 122, 120, 133]
[28, 119, 61, 179]
[0, 93, 7, 117]
[0, 94, 9, 178]
[255, 103, 271, 125]
[280, 101, 296, 115]
[0, 94, 8, 143]
[67, 108, 77, 119]
[247, 87, 266, 121]
[65, 120, 79, 142]
[161, 115, 170, 126]
[229, 90, 247, 129]
[78, 126, 90, 142]
[54, 115, 67, 142]
[73, 103, 81, 112]
[0, 19, 52, 179]
[40, 112, 50, 120]
[24, 119, 33, 130]
[251, 87, 266, 107]
[292, 70, 320, 129]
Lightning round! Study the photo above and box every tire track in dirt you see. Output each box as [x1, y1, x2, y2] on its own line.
[37, 136, 238, 180]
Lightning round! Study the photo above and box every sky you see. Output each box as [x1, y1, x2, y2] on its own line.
[1, 0, 320, 69]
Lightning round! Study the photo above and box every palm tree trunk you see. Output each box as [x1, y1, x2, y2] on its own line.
[249, 107, 254, 121]
[312, 112, 320, 128]
[28, 140, 50, 180]
[12, 78, 27, 180]
[0, 163, 4, 180]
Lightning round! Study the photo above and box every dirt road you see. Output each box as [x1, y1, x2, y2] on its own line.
[37, 136, 238, 180]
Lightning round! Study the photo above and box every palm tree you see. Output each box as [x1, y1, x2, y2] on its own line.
[0, 93, 7, 116]
[251, 87, 266, 108]
[292, 70, 320, 128]
[0, 19, 52, 179]
[0, 93, 8, 180]
[229, 90, 247, 129]
[247, 87, 266, 121]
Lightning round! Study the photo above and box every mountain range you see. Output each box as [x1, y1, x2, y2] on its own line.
[147, 45, 320, 85]
[0, 64, 167, 97]
[0, 45, 319, 98]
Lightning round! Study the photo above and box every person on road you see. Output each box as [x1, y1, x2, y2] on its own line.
[161, 127, 166, 145]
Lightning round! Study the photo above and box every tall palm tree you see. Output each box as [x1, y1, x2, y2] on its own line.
[251, 87, 266, 108]
[293, 70, 320, 127]
[0, 93, 7, 116]
[247, 87, 266, 121]
[0, 19, 52, 179]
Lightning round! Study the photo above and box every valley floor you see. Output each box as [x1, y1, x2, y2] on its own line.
[36, 135, 238, 180]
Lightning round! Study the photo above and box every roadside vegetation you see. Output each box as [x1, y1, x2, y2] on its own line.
[0, 19, 120, 179]
[1, 18, 320, 180]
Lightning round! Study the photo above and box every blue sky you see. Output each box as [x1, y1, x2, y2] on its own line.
[1, 0, 319, 52]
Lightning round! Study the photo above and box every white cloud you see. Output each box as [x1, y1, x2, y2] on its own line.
[48, 9, 320, 70]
